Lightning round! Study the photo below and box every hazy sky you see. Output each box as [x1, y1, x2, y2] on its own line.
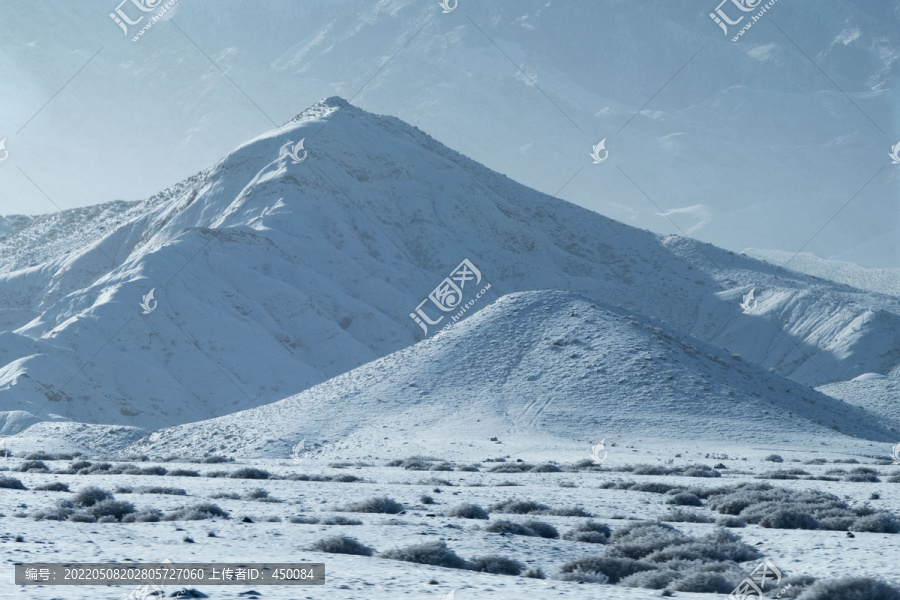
[1, 0, 897, 267]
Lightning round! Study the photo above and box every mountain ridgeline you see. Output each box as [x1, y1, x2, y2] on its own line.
[1, 98, 898, 444]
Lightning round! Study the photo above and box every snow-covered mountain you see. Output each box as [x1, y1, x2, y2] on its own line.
[4, 1, 897, 267]
[818, 373, 900, 425]
[743, 248, 900, 298]
[2, 98, 900, 436]
[129, 291, 898, 458]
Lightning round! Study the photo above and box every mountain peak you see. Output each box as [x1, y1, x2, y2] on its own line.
[286, 95, 351, 126]
[322, 95, 349, 107]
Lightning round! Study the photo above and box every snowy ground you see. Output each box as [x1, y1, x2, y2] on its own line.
[3, 444, 899, 600]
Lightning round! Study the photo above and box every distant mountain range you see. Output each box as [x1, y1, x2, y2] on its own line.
[743, 249, 900, 298]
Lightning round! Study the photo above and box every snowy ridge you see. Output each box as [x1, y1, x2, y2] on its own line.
[817, 374, 900, 425]
[127, 291, 898, 459]
[743, 248, 900, 298]
[2, 98, 900, 435]
[0, 201, 141, 274]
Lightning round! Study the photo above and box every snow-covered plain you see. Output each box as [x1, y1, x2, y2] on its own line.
[2, 449, 900, 600]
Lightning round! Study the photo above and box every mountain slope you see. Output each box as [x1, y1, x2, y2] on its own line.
[128, 291, 898, 458]
[743, 249, 900, 298]
[817, 373, 900, 425]
[2, 98, 900, 434]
